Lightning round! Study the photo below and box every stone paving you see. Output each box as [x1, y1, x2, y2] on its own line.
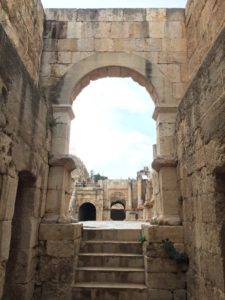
[79, 221, 150, 229]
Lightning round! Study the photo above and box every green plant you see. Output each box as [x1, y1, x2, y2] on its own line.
[162, 238, 189, 266]
[138, 235, 146, 244]
[150, 217, 157, 225]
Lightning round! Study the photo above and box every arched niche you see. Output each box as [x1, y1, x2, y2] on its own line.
[110, 201, 126, 221]
[79, 202, 96, 221]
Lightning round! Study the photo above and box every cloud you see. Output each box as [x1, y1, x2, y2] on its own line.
[42, 0, 187, 9]
[69, 78, 156, 178]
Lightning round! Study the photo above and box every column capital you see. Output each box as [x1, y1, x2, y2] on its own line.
[52, 104, 75, 121]
[152, 156, 177, 172]
[153, 106, 178, 120]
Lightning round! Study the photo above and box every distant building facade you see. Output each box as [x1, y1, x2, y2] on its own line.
[70, 167, 153, 221]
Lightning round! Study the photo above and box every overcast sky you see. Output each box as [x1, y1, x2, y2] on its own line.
[70, 78, 155, 179]
[42, 0, 187, 8]
[41, 0, 187, 179]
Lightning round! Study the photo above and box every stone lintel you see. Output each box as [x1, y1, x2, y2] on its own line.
[153, 106, 178, 120]
[152, 156, 177, 172]
[49, 154, 77, 171]
[52, 104, 75, 120]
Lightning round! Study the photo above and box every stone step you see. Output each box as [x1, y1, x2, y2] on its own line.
[78, 253, 144, 268]
[80, 240, 142, 254]
[72, 283, 148, 300]
[75, 267, 145, 283]
[82, 229, 141, 241]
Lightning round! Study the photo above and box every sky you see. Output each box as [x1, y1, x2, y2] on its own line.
[70, 78, 155, 179]
[42, 0, 187, 8]
[41, 0, 187, 179]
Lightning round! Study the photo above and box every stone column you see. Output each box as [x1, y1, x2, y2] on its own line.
[127, 180, 132, 210]
[137, 175, 142, 208]
[44, 155, 77, 223]
[152, 107, 180, 225]
[51, 104, 75, 156]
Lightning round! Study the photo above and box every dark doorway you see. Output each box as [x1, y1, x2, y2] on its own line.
[215, 169, 225, 289]
[110, 202, 125, 221]
[79, 203, 96, 221]
[3, 171, 36, 299]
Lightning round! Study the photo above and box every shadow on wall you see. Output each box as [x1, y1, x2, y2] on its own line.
[215, 168, 225, 288]
[3, 171, 36, 299]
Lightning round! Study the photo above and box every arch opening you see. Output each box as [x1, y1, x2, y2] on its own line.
[70, 77, 156, 179]
[110, 201, 126, 221]
[79, 202, 96, 221]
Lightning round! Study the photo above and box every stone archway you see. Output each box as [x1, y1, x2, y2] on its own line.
[111, 201, 126, 221]
[48, 52, 181, 225]
[79, 202, 96, 221]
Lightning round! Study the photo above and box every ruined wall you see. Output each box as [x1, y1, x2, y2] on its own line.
[0, 0, 44, 83]
[142, 225, 187, 299]
[34, 224, 82, 299]
[0, 18, 49, 299]
[176, 26, 225, 300]
[185, 0, 225, 83]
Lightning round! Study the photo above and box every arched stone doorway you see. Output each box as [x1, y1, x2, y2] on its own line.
[3, 171, 36, 299]
[79, 202, 96, 221]
[49, 52, 181, 225]
[111, 201, 126, 221]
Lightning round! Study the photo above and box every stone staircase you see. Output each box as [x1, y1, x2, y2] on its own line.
[72, 228, 148, 300]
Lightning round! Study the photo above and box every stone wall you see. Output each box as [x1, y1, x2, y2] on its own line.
[142, 225, 187, 299]
[34, 223, 82, 299]
[41, 8, 187, 105]
[0, 0, 44, 83]
[0, 21, 49, 298]
[176, 26, 225, 300]
[185, 0, 225, 83]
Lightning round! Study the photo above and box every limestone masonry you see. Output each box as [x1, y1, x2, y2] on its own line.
[0, 0, 225, 299]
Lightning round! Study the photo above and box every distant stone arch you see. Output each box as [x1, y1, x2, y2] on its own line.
[110, 200, 126, 221]
[79, 202, 96, 221]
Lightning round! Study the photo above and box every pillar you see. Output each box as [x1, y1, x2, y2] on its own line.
[152, 107, 181, 225]
[43, 155, 77, 223]
[51, 104, 75, 156]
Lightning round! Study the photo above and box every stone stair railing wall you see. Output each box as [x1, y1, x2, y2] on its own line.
[33, 223, 82, 300]
[142, 225, 187, 300]
[34, 224, 187, 300]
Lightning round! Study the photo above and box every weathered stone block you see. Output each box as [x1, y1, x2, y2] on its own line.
[143, 225, 183, 243]
[39, 224, 82, 241]
[0, 175, 18, 221]
[149, 289, 173, 300]
[146, 9, 166, 21]
[174, 289, 187, 300]
[146, 257, 178, 273]
[0, 220, 11, 260]
[39, 257, 59, 282]
[165, 21, 184, 38]
[47, 240, 74, 257]
[67, 22, 82, 38]
[148, 273, 186, 289]
[149, 21, 165, 38]
[41, 282, 71, 300]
